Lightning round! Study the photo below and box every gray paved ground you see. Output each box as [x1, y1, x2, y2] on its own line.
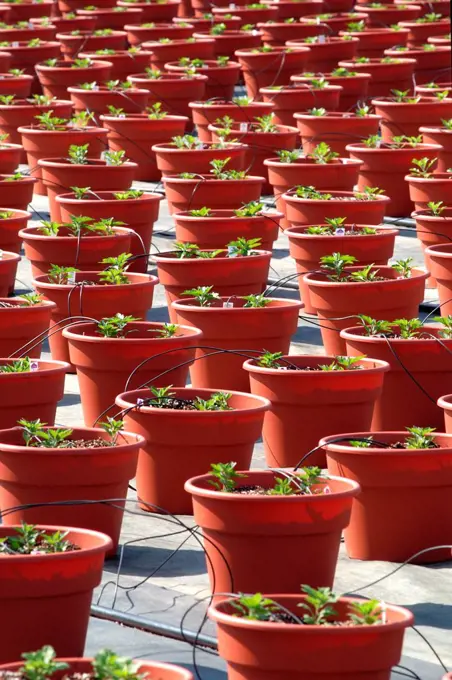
[12, 186, 451, 679]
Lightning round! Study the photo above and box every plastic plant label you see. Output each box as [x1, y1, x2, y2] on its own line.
[334, 228, 345, 236]
[30, 361, 39, 371]
[0, 249, 3, 259]
[137, 398, 145, 407]
[316, 16, 321, 23]
[223, 301, 234, 308]
[228, 245, 238, 257]
[252, 29, 260, 35]
[323, 485, 331, 494]
[12, 41, 19, 47]
[68, 271, 76, 284]
[239, 122, 248, 131]
[380, 601, 387, 624]
[318, 33, 326, 42]
[229, 2, 236, 7]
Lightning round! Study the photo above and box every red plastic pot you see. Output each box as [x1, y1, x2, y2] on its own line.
[163, 174, 265, 213]
[347, 142, 441, 217]
[0, 0, 53, 22]
[116, 387, 269, 514]
[186, 469, 359, 592]
[439, 394, 452, 432]
[152, 141, 247, 176]
[342, 324, 452, 429]
[0, 524, 111, 663]
[0, 173, 36, 210]
[406, 172, 452, 212]
[424, 243, 452, 314]
[100, 112, 189, 181]
[56, 29, 127, 58]
[39, 157, 137, 221]
[194, 28, 262, 58]
[235, 47, 311, 100]
[68, 85, 149, 118]
[78, 48, 152, 79]
[33, 271, 158, 366]
[75, 7, 143, 29]
[263, 0, 324, 19]
[339, 27, 410, 58]
[0, 250, 20, 296]
[299, 11, 369, 33]
[384, 44, 451, 84]
[257, 20, 325, 46]
[153, 249, 272, 323]
[164, 59, 240, 100]
[0, 72, 33, 98]
[338, 56, 417, 96]
[142, 37, 215, 70]
[35, 14, 97, 32]
[0, 208, 30, 253]
[63, 320, 203, 426]
[0, 296, 55, 358]
[323, 431, 452, 562]
[355, 1, 421, 25]
[304, 266, 429, 354]
[210, 593, 412, 680]
[292, 71, 371, 112]
[18, 125, 108, 196]
[261, 84, 342, 126]
[35, 59, 113, 100]
[189, 99, 275, 142]
[125, 21, 195, 44]
[0, 425, 143, 555]
[413, 207, 452, 280]
[172, 297, 303, 391]
[294, 110, 381, 156]
[372, 95, 452, 142]
[212, 4, 278, 22]
[282, 188, 390, 228]
[0, 142, 24, 174]
[117, 0, 180, 21]
[245, 354, 389, 467]
[3, 41, 61, 92]
[421, 125, 452, 171]
[286, 224, 398, 314]
[57, 190, 162, 273]
[0, 358, 68, 428]
[287, 35, 360, 71]
[20, 225, 132, 278]
[399, 17, 451, 46]
[127, 71, 207, 117]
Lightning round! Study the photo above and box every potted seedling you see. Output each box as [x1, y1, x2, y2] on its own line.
[338, 55, 417, 96]
[18, 110, 109, 195]
[193, 23, 262, 59]
[127, 68, 208, 117]
[291, 68, 371, 112]
[234, 45, 310, 99]
[260, 82, 343, 127]
[372, 90, 452, 141]
[153, 234, 274, 322]
[189, 97, 275, 142]
[141, 37, 215, 71]
[78, 46, 152, 80]
[35, 57, 114, 100]
[421, 117, 452, 170]
[339, 21, 410, 58]
[303, 253, 429, 353]
[63, 316, 203, 426]
[383, 43, 451, 85]
[0, 249, 20, 295]
[287, 34, 360, 71]
[56, 28, 127, 59]
[164, 56, 240, 100]
[425, 243, 452, 314]
[185, 465, 360, 592]
[56, 188, 162, 272]
[256, 18, 325, 46]
[412, 202, 452, 279]
[0, 39, 61, 85]
[322, 426, 452, 562]
[152, 134, 248, 176]
[0, 170, 36, 209]
[405, 158, 452, 210]
[38, 145, 137, 220]
[0, 207, 30, 253]
[209, 586, 412, 679]
[399, 12, 451, 46]
[0, 292, 55, 358]
[32, 254, 159, 365]
[67, 79, 149, 119]
[172, 286, 303, 391]
[116, 387, 270, 514]
[74, 5, 143, 30]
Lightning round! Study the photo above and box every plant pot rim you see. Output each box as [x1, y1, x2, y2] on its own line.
[412, 207, 452, 219]
[243, 354, 390, 375]
[35, 59, 115, 71]
[185, 468, 360, 501]
[17, 125, 107, 135]
[209, 593, 413, 630]
[62, 320, 203, 343]
[419, 125, 452, 134]
[77, 6, 142, 12]
[339, 26, 410, 35]
[152, 141, 248, 152]
[0, 174, 37, 184]
[1, 40, 60, 49]
[19, 225, 133, 241]
[340, 323, 444, 344]
[37, 158, 138, 169]
[0, 142, 21, 151]
[292, 72, 371, 81]
[189, 100, 274, 110]
[56, 29, 127, 38]
[0, 523, 113, 561]
[265, 156, 362, 167]
[293, 111, 381, 120]
[209, 123, 297, 134]
[78, 49, 152, 57]
[56, 190, 163, 205]
[287, 36, 360, 45]
[0, 251, 21, 263]
[0, 358, 70, 376]
[438, 393, 452, 410]
[283, 189, 390, 203]
[142, 37, 215, 46]
[162, 174, 265, 183]
[98, 113, 189, 123]
[152, 249, 273, 262]
[405, 172, 452, 184]
[285, 224, 399, 238]
[0, 296, 55, 309]
[116, 386, 271, 414]
[260, 84, 343, 94]
[164, 60, 239, 70]
[67, 85, 150, 95]
[372, 96, 452, 107]
[347, 142, 442, 154]
[172, 297, 304, 312]
[425, 243, 452, 257]
[193, 29, 263, 38]
[0, 208, 30, 219]
[304, 266, 429, 286]
[235, 45, 309, 56]
[128, 71, 208, 81]
[174, 209, 282, 220]
[32, 271, 158, 289]
[399, 17, 450, 26]
[320, 430, 452, 452]
[0, 424, 144, 452]
[339, 57, 418, 65]
[125, 21, 195, 28]
[0, 98, 72, 111]
[385, 45, 450, 54]
[0, 659, 193, 679]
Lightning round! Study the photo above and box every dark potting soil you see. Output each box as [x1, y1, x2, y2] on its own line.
[139, 398, 234, 411]
[32, 438, 116, 449]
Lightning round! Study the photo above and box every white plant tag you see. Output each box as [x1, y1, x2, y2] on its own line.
[228, 245, 237, 257]
[223, 301, 234, 308]
[335, 228, 345, 236]
[239, 122, 248, 131]
[68, 271, 76, 284]
[0, 249, 3, 259]
[318, 33, 326, 42]
[30, 361, 39, 371]
[137, 398, 145, 407]
[380, 601, 387, 624]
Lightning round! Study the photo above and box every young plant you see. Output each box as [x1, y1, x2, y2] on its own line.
[210, 157, 246, 180]
[426, 200, 445, 216]
[0, 357, 34, 373]
[228, 236, 261, 256]
[308, 142, 339, 164]
[0, 524, 74, 555]
[34, 110, 68, 130]
[103, 150, 127, 166]
[146, 102, 167, 119]
[96, 313, 139, 338]
[242, 294, 270, 308]
[181, 285, 220, 306]
[99, 253, 132, 285]
[18, 419, 73, 448]
[234, 201, 263, 217]
[298, 585, 338, 624]
[358, 315, 393, 336]
[67, 144, 89, 164]
[100, 417, 124, 444]
[18, 293, 43, 306]
[433, 315, 452, 337]
[348, 600, 383, 625]
[320, 252, 357, 280]
[318, 356, 363, 371]
[48, 265, 79, 285]
[209, 461, 246, 491]
[393, 317, 423, 338]
[409, 157, 436, 177]
[20, 645, 69, 680]
[392, 257, 413, 278]
[404, 425, 436, 449]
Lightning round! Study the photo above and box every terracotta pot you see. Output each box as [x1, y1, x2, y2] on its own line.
[347, 142, 441, 217]
[399, 17, 451, 47]
[172, 297, 303, 391]
[19, 125, 108, 196]
[342, 325, 452, 430]
[186, 469, 359, 592]
[35, 14, 97, 32]
[117, 0, 180, 21]
[0, 425, 143, 555]
[0, 296, 55, 358]
[1, 659, 192, 679]
[257, 20, 325, 46]
[338, 56, 417, 96]
[33, 271, 158, 366]
[189, 100, 275, 142]
[210, 122, 298, 193]
[0, 72, 33, 98]
[428, 33, 452, 45]
[263, 0, 325, 19]
[355, 1, 421, 25]
[173, 15, 242, 31]
[152, 141, 247, 176]
[304, 266, 429, 354]
[0, 99, 73, 162]
[339, 27, 409, 58]
[282, 188, 390, 228]
[0, 357, 67, 428]
[0, 524, 111, 663]
[261, 84, 342, 125]
[323, 430, 452, 562]
[406, 172, 452, 212]
[75, 7, 143, 30]
[153, 248, 272, 323]
[245, 354, 388, 466]
[212, 4, 278, 23]
[78, 48, 152, 79]
[68, 85, 149, 119]
[3, 40, 61, 88]
[20, 225, 132, 278]
[413, 207, 452, 280]
[372, 95, 452, 142]
[0, 207, 30, 253]
[384, 45, 451, 85]
[56, 29, 127, 58]
[294, 110, 382, 155]
[0, 172, 36, 209]
[125, 22, 195, 45]
[424, 243, 452, 314]
[287, 35, 360, 71]
[0, 251, 20, 295]
[116, 387, 269, 514]
[57, 189, 162, 273]
[265, 154, 362, 226]
[292, 71, 371, 111]
[286, 224, 398, 314]
[210, 594, 412, 680]
[59, 0, 116, 9]
[39, 157, 137, 221]
[142, 37, 215, 71]
[421, 125, 452, 171]
[235, 47, 311, 100]
[35, 59, 113, 100]
[299, 11, 369, 33]
[439, 394, 452, 431]
[63, 320, 203, 426]
[0, 0, 53, 22]
[164, 59, 241, 100]
[162, 174, 265, 213]
[194, 28, 262, 58]
[416, 80, 452, 96]
[403, 0, 450, 15]
[0, 142, 23, 174]
[127, 71, 207, 117]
